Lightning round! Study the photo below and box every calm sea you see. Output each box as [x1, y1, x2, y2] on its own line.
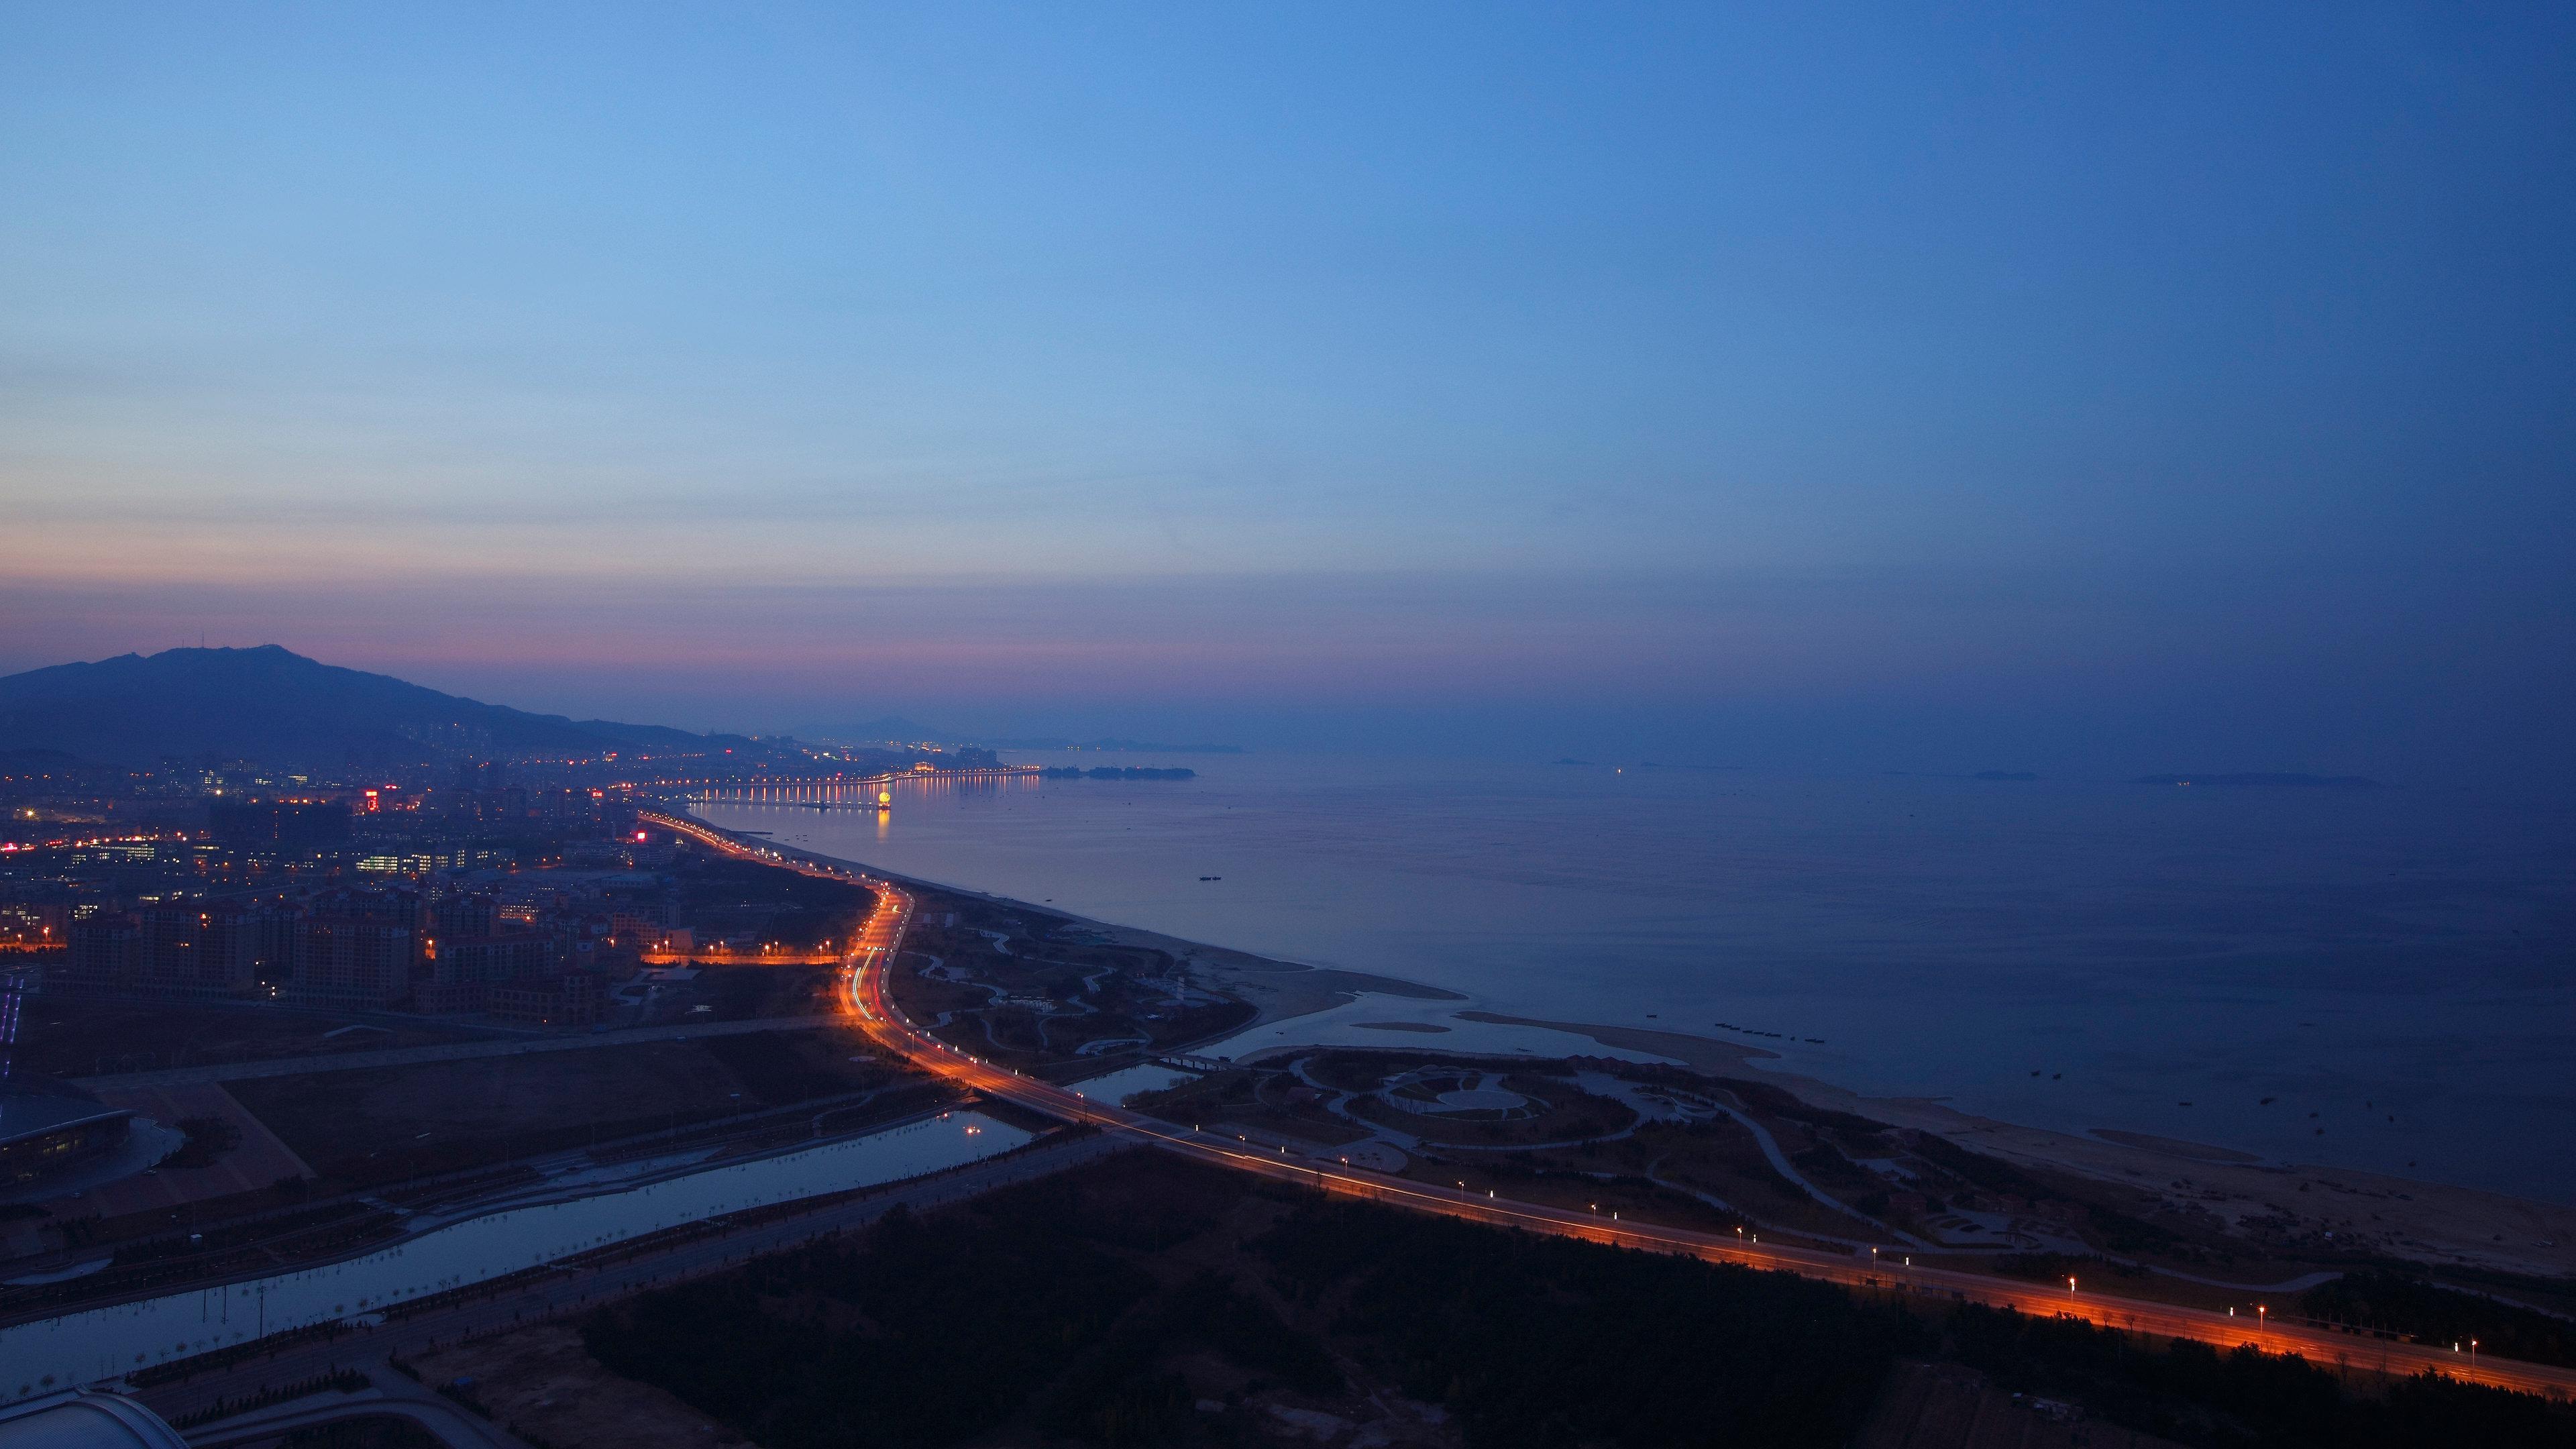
[692, 755, 2576, 1203]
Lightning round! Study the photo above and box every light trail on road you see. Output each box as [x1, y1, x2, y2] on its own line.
[651, 809, 2576, 1403]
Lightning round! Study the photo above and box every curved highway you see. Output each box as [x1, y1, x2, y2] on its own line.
[645, 810, 2576, 1402]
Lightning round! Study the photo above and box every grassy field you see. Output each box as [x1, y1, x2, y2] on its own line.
[667, 851, 875, 953]
[227, 1028, 910, 1184]
[891, 890, 1257, 1067]
[23, 998, 489, 1079]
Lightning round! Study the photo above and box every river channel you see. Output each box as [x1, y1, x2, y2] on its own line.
[1, 1110, 1030, 1399]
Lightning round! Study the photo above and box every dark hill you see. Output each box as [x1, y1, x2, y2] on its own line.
[0, 646, 758, 767]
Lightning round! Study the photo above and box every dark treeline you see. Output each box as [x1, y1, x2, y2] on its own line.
[1036, 1269, 1345, 1444]
[580, 1152, 2576, 1449]
[1257, 1200, 1907, 1448]
[584, 1198, 1153, 1446]
[1945, 1303, 2576, 1448]
[2298, 1270, 2576, 1370]
[278, 1416, 447, 1449]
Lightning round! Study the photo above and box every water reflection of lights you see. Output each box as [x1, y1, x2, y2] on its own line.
[685, 767, 1042, 810]
[693, 769, 1053, 845]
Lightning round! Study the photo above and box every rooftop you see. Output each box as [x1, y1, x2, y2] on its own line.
[0, 1081, 132, 1149]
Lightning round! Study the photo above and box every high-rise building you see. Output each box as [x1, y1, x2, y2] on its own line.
[248, 900, 305, 987]
[65, 914, 140, 988]
[290, 891, 422, 1006]
[135, 902, 256, 996]
[430, 892, 498, 941]
[292, 917, 416, 1006]
[208, 799, 352, 855]
[490, 968, 603, 1027]
[434, 934, 548, 987]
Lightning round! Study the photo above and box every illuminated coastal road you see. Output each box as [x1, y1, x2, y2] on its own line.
[648, 810, 2576, 1402]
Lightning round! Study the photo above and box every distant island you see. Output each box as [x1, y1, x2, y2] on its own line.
[1037, 765, 1197, 780]
[1547, 758, 1752, 771]
[989, 737, 1242, 753]
[2135, 772, 2385, 789]
[828, 720, 1242, 754]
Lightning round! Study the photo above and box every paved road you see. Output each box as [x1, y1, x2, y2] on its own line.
[138, 1130, 1122, 1429]
[78, 1014, 848, 1091]
[649, 816, 2576, 1405]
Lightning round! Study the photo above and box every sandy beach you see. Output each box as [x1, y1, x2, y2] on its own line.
[850, 851, 1466, 1028]
[1458, 1012, 2576, 1284]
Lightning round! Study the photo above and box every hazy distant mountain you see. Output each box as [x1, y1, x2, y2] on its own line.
[0, 645, 766, 767]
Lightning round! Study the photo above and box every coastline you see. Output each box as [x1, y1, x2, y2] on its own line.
[727, 822, 1463, 1027]
[1043, 913, 1467, 1028]
[1450, 1013, 2576, 1283]
[713, 812, 2576, 1284]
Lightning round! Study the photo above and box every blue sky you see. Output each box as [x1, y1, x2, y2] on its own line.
[3, 5, 2570, 773]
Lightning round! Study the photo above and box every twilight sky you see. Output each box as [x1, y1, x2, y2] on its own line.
[3, 5, 2571, 775]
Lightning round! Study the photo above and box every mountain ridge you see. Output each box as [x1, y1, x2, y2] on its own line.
[0, 645, 766, 767]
